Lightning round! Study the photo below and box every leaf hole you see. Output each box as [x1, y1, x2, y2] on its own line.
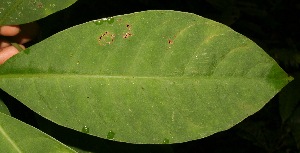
[126, 24, 131, 30]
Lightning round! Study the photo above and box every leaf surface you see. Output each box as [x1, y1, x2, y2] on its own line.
[0, 0, 77, 25]
[0, 10, 292, 144]
[0, 99, 10, 116]
[0, 113, 75, 152]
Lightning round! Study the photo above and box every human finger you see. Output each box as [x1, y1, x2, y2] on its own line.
[0, 39, 11, 48]
[0, 25, 20, 36]
[11, 22, 39, 44]
[0, 44, 25, 64]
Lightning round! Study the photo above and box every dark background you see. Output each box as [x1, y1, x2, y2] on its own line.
[2, 0, 300, 152]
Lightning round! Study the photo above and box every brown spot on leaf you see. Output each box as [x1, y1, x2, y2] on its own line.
[37, 2, 43, 8]
[98, 31, 115, 46]
[121, 23, 133, 39]
[123, 32, 132, 39]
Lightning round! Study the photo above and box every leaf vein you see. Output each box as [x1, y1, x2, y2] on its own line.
[0, 122, 23, 153]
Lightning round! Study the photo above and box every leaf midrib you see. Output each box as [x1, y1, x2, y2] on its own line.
[0, 73, 277, 80]
[0, 121, 22, 153]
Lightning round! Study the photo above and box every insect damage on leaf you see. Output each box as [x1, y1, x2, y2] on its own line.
[98, 31, 115, 46]
[123, 24, 133, 39]
[123, 32, 133, 38]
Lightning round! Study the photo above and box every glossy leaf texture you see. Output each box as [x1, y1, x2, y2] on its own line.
[0, 10, 292, 144]
[0, 0, 77, 25]
[0, 113, 75, 152]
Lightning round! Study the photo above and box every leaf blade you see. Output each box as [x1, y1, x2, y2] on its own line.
[0, 113, 75, 152]
[0, 99, 10, 116]
[0, 10, 292, 144]
[0, 0, 77, 25]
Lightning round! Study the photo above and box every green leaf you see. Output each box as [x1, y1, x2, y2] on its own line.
[0, 113, 75, 152]
[0, 90, 11, 116]
[0, 0, 77, 26]
[36, 114, 174, 153]
[0, 10, 292, 144]
[0, 98, 10, 116]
